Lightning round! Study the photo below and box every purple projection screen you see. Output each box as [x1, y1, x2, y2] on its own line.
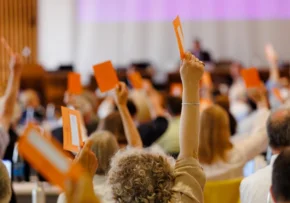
[77, 0, 290, 22]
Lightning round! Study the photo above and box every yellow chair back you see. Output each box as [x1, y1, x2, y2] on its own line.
[204, 178, 243, 203]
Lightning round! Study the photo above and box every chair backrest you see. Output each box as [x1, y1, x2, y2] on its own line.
[204, 178, 243, 203]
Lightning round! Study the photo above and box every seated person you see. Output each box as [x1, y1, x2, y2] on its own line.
[0, 161, 11, 203]
[155, 96, 181, 157]
[214, 95, 237, 136]
[199, 87, 269, 180]
[18, 89, 45, 124]
[107, 52, 206, 202]
[58, 131, 119, 203]
[98, 112, 127, 148]
[240, 109, 290, 203]
[271, 148, 290, 203]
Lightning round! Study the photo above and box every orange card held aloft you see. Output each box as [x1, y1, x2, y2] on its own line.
[170, 83, 183, 97]
[18, 123, 82, 190]
[241, 68, 261, 88]
[67, 72, 82, 95]
[93, 61, 119, 92]
[173, 16, 185, 59]
[128, 71, 143, 89]
[61, 106, 83, 153]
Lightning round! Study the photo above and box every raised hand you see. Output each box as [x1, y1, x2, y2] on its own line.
[180, 52, 205, 87]
[74, 139, 98, 178]
[113, 82, 128, 107]
[265, 44, 277, 65]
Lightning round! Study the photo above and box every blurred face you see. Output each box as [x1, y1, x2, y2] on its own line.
[230, 63, 242, 79]
[193, 41, 201, 51]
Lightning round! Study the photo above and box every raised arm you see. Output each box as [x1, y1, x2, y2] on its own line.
[178, 52, 204, 159]
[0, 54, 23, 132]
[265, 44, 279, 82]
[114, 82, 143, 148]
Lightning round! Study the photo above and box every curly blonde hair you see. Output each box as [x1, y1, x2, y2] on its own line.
[107, 148, 175, 203]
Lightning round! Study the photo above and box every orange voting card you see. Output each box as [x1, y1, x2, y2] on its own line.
[61, 106, 83, 153]
[272, 88, 284, 103]
[241, 68, 261, 88]
[170, 83, 183, 97]
[128, 71, 143, 89]
[18, 123, 82, 190]
[173, 16, 185, 59]
[67, 72, 82, 95]
[93, 61, 119, 92]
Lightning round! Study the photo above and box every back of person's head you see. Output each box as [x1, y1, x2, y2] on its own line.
[89, 131, 119, 175]
[267, 109, 290, 152]
[81, 90, 98, 113]
[113, 99, 137, 118]
[129, 91, 151, 123]
[272, 148, 290, 202]
[108, 149, 175, 202]
[214, 95, 237, 135]
[0, 162, 11, 203]
[101, 112, 127, 146]
[199, 105, 233, 164]
[166, 96, 182, 116]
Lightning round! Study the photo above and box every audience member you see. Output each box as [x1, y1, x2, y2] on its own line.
[58, 131, 118, 203]
[99, 112, 127, 148]
[0, 161, 11, 203]
[155, 96, 181, 157]
[190, 39, 212, 62]
[0, 54, 23, 203]
[271, 148, 290, 203]
[228, 62, 251, 121]
[214, 95, 237, 135]
[240, 109, 290, 203]
[107, 52, 206, 202]
[19, 89, 45, 124]
[199, 86, 269, 180]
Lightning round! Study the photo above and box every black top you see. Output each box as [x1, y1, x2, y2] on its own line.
[138, 116, 169, 147]
[3, 128, 18, 161]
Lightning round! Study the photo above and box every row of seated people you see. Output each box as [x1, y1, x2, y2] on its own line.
[1, 50, 290, 202]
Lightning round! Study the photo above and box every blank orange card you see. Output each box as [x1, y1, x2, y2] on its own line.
[241, 68, 261, 88]
[67, 72, 82, 95]
[173, 16, 185, 59]
[93, 61, 119, 92]
[61, 106, 83, 153]
[170, 83, 183, 97]
[18, 123, 82, 190]
[128, 71, 143, 89]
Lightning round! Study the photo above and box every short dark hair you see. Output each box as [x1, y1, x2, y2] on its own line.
[114, 99, 137, 117]
[272, 148, 290, 201]
[267, 109, 290, 149]
[166, 96, 182, 116]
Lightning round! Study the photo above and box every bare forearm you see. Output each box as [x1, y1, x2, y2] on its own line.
[0, 71, 21, 131]
[118, 105, 143, 148]
[269, 62, 279, 82]
[179, 84, 199, 159]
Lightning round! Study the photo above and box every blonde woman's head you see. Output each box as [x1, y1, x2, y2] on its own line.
[0, 162, 11, 203]
[199, 105, 233, 164]
[89, 131, 119, 175]
[107, 149, 175, 203]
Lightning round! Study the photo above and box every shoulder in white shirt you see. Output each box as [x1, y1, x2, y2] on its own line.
[240, 155, 278, 203]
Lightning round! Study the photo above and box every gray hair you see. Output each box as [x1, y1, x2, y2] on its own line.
[107, 148, 175, 203]
[0, 161, 11, 203]
[89, 131, 119, 175]
[267, 108, 290, 149]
